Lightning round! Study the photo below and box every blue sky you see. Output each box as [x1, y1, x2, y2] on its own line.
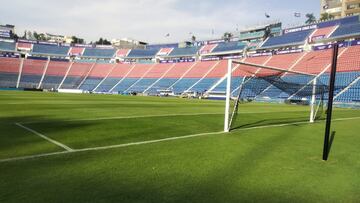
[0, 0, 320, 43]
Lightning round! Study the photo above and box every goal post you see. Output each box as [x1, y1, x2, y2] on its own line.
[224, 59, 232, 132]
[224, 59, 327, 133]
[310, 78, 317, 123]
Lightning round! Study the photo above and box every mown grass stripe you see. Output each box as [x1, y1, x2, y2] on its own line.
[15, 123, 74, 152]
[2, 116, 360, 164]
[19, 110, 311, 124]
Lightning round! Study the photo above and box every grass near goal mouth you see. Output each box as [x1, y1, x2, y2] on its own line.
[0, 91, 360, 202]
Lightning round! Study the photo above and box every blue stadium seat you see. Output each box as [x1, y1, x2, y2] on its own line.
[111, 78, 139, 93]
[189, 78, 219, 93]
[213, 77, 243, 93]
[172, 78, 200, 93]
[262, 29, 314, 48]
[19, 75, 42, 88]
[61, 76, 84, 89]
[330, 23, 360, 39]
[127, 49, 159, 58]
[126, 79, 158, 93]
[144, 78, 179, 94]
[168, 47, 200, 57]
[0, 41, 16, 51]
[41, 76, 64, 89]
[32, 44, 70, 55]
[83, 48, 116, 58]
[0, 73, 18, 87]
[79, 77, 103, 91]
[336, 78, 360, 102]
[212, 42, 246, 53]
[95, 78, 121, 92]
[147, 44, 178, 49]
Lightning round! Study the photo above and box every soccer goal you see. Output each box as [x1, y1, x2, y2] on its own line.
[224, 59, 328, 133]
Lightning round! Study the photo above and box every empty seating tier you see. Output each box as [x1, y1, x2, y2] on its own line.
[61, 62, 93, 89]
[168, 47, 199, 57]
[262, 29, 314, 48]
[0, 58, 21, 87]
[199, 44, 218, 54]
[19, 59, 47, 88]
[127, 49, 159, 58]
[32, 44, 70, 55]
[212, 42, 246, 53]
[41, 61, 70, 89]
[330, 23, 360, 39]
[0, 41, 16, 51]
[83, 48, 116, 58]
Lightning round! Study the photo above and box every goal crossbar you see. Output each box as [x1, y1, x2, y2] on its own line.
[232, 60, 317, 77]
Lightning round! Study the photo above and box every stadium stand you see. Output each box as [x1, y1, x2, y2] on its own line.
[147, 43, 178, 49]
[211, 42, 246, 53]
[127, 49, 159, 58]
[69, 47, 84, 56]
[199, 44, 218, 54]
[0, 41, 16, 51]
[17, 42, 32, 51]
[262, 29, 314, 48]
[32, 44, 70, 55]
[61, 62, 93, 89]
[144, 62, 194, 94]
[189, 60, 227, 92]
[337, 45, 360, 72]
[310, 26, 337, 42]
[212, 56, 271, 93]
[127, 63, 174, 93]
[116, 49, 131, 57]
[317, 15, 359, 28]
[330, 22, 360, 39]
[0, 15, 359, 103]
[255, 52, 305, 98]
[157, 48, 173, 56]
[0, 57, 21, 87]
[40, 61, 70, 89]
[168, 47, 200, 57]
[171, 61, 217, 93]
[111, 64, 154, 93]
[80, 64, 113, 91]
[19, 59, 47, 88]
[96, 64, 134, 92]
[239, 31, 265, 40]
[291, 49, 333, 74]
[83, 48, 116, 58]
[336, 78, 360, 102]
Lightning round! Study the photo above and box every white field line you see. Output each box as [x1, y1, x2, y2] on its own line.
[0, 131, 225, 163]
[2, 116, 360, 163]
[15, 123, 74, 152]
[19, 110, 313, 124]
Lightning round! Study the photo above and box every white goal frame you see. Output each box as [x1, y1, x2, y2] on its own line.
[224, 59, 319, 132]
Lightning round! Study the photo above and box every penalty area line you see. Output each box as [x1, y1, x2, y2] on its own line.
[2, 116, 360, 164]
[0, 131, 225, 163]
[15, 123, 74, 152]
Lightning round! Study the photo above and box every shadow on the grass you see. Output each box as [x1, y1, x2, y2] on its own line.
[325, 131, 336, 160]
[231, 112, 327, 131]
[0, 115, 95, 137]
[231, 117, 309, 131]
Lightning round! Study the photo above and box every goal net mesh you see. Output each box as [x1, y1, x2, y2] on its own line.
[227, 60, 341, 131]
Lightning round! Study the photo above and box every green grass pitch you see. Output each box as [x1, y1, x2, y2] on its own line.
[0, 91, 360, 202]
